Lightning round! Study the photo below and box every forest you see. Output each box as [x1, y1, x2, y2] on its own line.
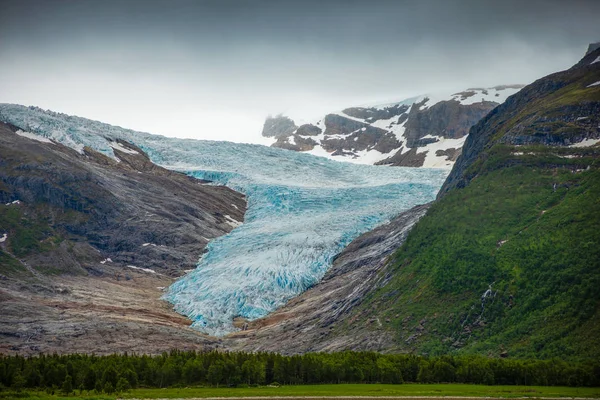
[2, 351, 599, 395]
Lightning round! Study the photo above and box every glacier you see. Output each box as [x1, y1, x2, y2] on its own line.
[0, 104, 448, 336]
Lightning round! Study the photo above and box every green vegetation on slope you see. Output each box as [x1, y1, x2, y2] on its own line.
[346, 98, 600, 360]
[0, 205, 56, 258]
[338, 49, 600, 360]
[360, 163, 599, 358]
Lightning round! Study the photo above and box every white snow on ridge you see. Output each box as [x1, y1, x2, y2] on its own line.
[414, 86, 523, 110]
[15, 129, 54, 143]
[587, 81, 600, 88]
[451, 86, 522, 105]
[591, 56, 600, 65]
[570, 138, 600, 148]
[305, 146, 394, 165]
[126, 265, 156, 274]
[109, 141, 139, 154]
[286, 85, 523, 167]
[334, 111, 368, 123]
[416, 135, 468, 169]
[224, 215, 242, 228]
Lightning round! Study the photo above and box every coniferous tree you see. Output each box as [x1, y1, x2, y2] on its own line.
[103, 381, 115, 394]
[61, 375, 73, 396]
[11, 372, 26, 393]
[116, 377, 130, 393]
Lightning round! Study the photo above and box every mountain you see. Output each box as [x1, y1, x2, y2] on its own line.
[262, 85, 524, 168]
[0, 105, 446, 348]
[0, 121, 246, 354]
[237, 47, 600, 359]
[1, 47, 597, 358]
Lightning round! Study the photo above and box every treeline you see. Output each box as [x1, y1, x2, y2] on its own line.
[1, 351, 599, 394]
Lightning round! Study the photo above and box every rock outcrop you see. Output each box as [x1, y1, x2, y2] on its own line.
[0, 121, 246, 354]
[263, 86, 524, 168]
[262, 115, 297, 138]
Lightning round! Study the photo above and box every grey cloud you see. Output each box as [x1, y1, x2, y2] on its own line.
[1, 0, 599, 142]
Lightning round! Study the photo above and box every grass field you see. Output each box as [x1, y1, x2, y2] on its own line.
[5, 384, 600, 400]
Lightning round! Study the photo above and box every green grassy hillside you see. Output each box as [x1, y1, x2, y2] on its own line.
[339, 50, 600, 360]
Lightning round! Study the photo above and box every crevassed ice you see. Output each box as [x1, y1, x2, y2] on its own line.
[0, 104, 449, 336]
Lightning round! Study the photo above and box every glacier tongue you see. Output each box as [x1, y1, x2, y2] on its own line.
[0, 104, 448, 336]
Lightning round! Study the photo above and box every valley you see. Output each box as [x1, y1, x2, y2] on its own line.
[0, 44, 599, 363]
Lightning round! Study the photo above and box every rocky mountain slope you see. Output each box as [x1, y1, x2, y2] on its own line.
[263, 85, 524, 168]
[240, 47, 600, 359]
[0, 121, 246, 354]
[0, 106, 446, 345]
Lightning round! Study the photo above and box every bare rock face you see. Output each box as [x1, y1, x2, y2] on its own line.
[262, 86, 524, 167]
[273, 134, 318, 152]
[228, 204, 430, 354]
[296, 123, 322, 136]
[262, 115, 297, 138]
[320, 114, 402, 155]
[375, 147, 426, 168]
[342, 104, 409, 122]
[403, 99, 497, 147]
[0, 121, 245, 354]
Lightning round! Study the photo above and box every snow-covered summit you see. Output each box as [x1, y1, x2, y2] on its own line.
[264, 85, 524, 168]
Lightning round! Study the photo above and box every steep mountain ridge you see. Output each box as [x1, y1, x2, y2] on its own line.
[263, 85, 524, 168]
[440, 49, 600, 197]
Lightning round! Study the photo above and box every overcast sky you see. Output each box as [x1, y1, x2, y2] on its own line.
[1, 0, 599, 143]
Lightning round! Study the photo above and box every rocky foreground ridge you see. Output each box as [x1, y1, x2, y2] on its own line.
[263, 85, 524, 168]
[0, 122, 245, 354]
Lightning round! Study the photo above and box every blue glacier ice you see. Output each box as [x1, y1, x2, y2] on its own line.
[0, 104, 449, 336]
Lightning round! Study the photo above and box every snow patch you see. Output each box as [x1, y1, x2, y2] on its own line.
[5, 200, 21, 206]
[451, 86, 522, 106]
[224, 215, 242, 228]
[591, 56, 600, 65]
[15, 129, 54, 143]
[125, 265, 156, 274]
[415, 135, 467, 169]
[587, 80, 600, 87]
[109, 141, 139, 154]
[0, 233, 7, 243]
[570, 138, 600, 148]
[99, 258, 112, 264]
